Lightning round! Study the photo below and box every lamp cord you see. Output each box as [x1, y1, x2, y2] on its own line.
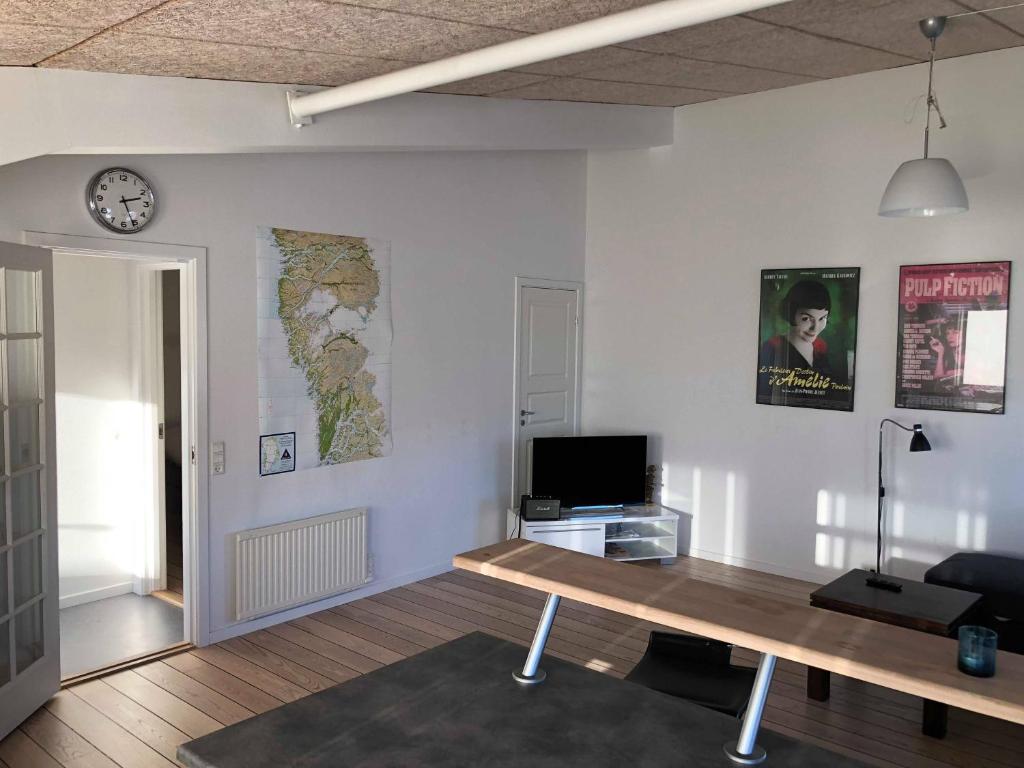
[924, 38, 936, 158]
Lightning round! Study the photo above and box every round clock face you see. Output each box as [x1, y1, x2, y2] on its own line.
[86, 168, 156, 233]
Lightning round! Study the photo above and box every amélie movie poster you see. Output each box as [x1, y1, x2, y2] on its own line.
[756, 267, 861, 411]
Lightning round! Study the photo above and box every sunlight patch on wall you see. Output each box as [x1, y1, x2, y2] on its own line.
[816, 489, 830, 527]
[956, 510, 971, 548]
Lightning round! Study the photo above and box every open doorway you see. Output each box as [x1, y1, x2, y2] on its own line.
[52, 251, 191, 679]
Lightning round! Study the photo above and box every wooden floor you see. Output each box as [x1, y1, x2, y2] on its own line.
[2, 556, 1023, 768]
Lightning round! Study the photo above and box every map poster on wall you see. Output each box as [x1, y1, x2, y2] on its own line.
[260, 432, 296, 476]
[756, 267, 860, 411]
[896, 261, 1010, 414]
[257, 227, 392, 470]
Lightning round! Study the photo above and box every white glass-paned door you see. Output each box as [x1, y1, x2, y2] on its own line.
[0, 242, 57, 741]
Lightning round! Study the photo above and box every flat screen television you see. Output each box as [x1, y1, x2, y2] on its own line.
[531, 435, 647, 510]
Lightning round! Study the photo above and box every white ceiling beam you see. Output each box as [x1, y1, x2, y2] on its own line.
[287, 0, 793, 124]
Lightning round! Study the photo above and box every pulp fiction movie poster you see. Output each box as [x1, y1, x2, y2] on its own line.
[756, 267, 860, 411]
[896, 262, 1011, 414]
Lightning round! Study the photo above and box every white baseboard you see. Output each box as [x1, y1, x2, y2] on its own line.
[206, 559, 453, 645]
[59, 581, 134, 610]
[685, 547, 828, 585]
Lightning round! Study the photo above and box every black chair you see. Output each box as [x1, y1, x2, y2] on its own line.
[624, 631, 757, 717]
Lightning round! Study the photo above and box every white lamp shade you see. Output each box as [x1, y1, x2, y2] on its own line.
[878, 157, 969, 217]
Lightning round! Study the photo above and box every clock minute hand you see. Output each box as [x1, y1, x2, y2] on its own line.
[119, 198, 137, 224]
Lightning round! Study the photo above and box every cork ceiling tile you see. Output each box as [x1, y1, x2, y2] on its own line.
[957, 2, 1024, 36]
[0, 22, 92, 65]
[5, 0, 1024, 107]
[580, 52, 819, 94]
[0, 0, 167, 31]
[514, 46, 650, 77]
[620, 14, 759, 56]
[494, 77, 730, 107]
[748, 0, 1024, 60]
[424, 71, 549, 96]
[334, 0, 658, 34]
[119, 0, 523, 62]
[625, 16, 915, 78]
[41, 32, 408, 86]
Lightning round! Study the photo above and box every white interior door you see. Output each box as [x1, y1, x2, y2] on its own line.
[515, 283, 580, 501]
[0, 242, 57, 739]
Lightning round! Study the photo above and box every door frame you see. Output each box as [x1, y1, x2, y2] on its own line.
[23, 232, 209, 647]
[510, 276, 583, 510]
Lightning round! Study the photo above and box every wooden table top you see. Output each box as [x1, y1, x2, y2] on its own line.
[810, 568, 982, 636]
[454, 539, 1024, 726]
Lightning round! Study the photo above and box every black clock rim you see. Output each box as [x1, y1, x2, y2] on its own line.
[86, 167, 157, 234]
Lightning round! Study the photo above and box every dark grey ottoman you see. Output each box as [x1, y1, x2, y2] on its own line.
[925, 552, 1024, 653]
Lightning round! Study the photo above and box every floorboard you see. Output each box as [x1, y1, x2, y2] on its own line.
[1, 554, 1021, 768]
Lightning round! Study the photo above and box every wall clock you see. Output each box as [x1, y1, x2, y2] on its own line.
[86, 167, 157, 233]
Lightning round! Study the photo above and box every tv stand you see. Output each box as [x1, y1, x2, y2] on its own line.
[509, 505, 679, 563]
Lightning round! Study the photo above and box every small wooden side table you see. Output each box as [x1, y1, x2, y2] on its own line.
[808, 568, 982, 738]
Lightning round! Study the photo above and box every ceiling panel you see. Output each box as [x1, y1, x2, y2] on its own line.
[494, 77, 731, 107]
[0, 0, 166, 31]
[622, 16, 916, 78]
[580, 52, 819, 94]
[334, 0, 658, 34]
[0, 22, 92, 65]
[5, 0, 1023, 107]
[747, 0, 1024, 60]
[424, 71, 549, 96]
[43, 32, 409, 85]
[958, 2, 1024, 36]
[514, 46, 649, 77]
[119, 0, 523, 61]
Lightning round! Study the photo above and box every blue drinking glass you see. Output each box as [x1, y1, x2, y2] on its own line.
[958, 625, 997, 677]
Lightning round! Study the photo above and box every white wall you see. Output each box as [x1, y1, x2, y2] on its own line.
[53, 253, 139, 607]
[584, 45, 1024, 583]
[0, 150, 586, 640]
[0, 67, 671, 166]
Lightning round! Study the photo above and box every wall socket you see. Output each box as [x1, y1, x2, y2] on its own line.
[212, 442, 226, 475]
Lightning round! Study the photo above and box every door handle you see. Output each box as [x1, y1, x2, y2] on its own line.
[520, 409, 536, 416]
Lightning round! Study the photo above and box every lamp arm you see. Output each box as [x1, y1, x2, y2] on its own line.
[876, 419, 913, 575]
[877, 425, 885, 575]
[880, 418, 915, 433]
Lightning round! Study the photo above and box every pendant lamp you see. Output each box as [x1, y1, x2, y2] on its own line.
[879, 16, 968, 217]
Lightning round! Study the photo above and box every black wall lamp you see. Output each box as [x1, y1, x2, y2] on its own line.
[867, 419, 932, 591]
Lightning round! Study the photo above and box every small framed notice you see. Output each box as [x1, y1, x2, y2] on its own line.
[260, 432, 296, 476]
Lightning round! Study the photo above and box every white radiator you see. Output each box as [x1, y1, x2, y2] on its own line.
[235, 507, 370, 621]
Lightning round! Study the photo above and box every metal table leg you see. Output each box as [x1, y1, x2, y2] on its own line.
[513, 593, 560, 685]
[724, 652, 777, 765]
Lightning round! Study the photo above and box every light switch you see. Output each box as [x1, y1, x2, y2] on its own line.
[212, 441, 226, 475]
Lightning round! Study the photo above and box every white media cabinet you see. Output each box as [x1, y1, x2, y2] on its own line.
[508, 505, 679, 563]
